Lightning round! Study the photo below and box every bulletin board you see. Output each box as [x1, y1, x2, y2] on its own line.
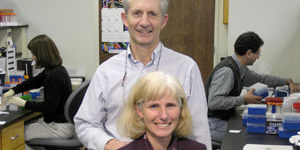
[101, 0, 129, 54]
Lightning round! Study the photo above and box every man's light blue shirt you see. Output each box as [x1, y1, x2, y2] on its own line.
[74, 42, 211, 150]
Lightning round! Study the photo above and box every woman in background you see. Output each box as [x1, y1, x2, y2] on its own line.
[117, 71, 207, 150]
[2, 34, 73, 150]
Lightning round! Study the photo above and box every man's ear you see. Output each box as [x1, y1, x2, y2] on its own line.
[121, 12, 129, 28]
[160, 14, 168, 30]
[246, 49, 252, 56]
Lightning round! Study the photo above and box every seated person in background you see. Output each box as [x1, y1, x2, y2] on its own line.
[2, 35, 74, 150]
[118, 71, 206, 150]
[205, 31, 300, 144]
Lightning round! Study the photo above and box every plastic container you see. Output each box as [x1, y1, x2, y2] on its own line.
[242, 109, 248, 126]
[247, 114, 266, 124]
[30, 90, 40, 98]
[282, 97, 296, 112]
[265, 97, 283, 103]
[247, 123, 266, 133]
[293, 102, 300, 113]
[250, 82, 269, 98]
[278, 127, 298, 138]
[282, 122, 300, 130]
[271, 103, 276, 113]
[0, 13, 17, 26]
[276, 103, 282, 114]
[266, 102, 272, 113]
[282, 112, 300, 123]
[248, 104, 267, 115]
[266, 120, 282, 134]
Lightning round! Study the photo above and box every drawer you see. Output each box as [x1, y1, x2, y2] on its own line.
[1, 120, 25, 150]
[15, 143, 25, 150]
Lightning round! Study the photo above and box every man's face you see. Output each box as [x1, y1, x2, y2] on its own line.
[248, 47, 261, 65]
[121, 0, 168, 48]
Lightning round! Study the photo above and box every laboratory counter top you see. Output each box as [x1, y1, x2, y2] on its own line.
[220, 108, 291, 150]
[0, 98, 43, 130]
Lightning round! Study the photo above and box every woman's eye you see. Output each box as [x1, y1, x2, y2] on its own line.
[167, 103, 178, 108]
[149, 104, 158, 109]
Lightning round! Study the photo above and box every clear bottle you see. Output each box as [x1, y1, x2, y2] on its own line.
[275, 103, 283, 120]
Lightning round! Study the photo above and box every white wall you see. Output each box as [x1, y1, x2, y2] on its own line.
[214, 0, 228, 66]
[215, 0, 300, 82]
[4, 0, 99, 78]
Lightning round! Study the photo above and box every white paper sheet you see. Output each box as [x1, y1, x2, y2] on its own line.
[243, 144, 293, 150]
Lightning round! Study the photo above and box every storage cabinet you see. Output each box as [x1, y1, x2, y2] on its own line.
[0, 112, 41, 150]
[0, 120, 25, 150]
[0, 24, 29, 59]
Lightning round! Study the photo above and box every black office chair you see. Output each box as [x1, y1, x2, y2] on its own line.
[26, 78, 91, 150]
[212, 140, 221, 150]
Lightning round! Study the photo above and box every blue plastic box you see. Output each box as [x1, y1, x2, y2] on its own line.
[247, 115, 266, 124]
[278, 127, 298, 138]
[282, 122, 300, 130]
[251, 83, 269, 99]
[248, 104, 266, 115]
[247, 123, 266, 133]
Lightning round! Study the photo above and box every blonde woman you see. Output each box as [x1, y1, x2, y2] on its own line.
[118, 72, 206, 150]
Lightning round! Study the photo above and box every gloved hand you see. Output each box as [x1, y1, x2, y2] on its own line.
[1, 89, 15, 107]
[289, 131, 300, 146]
[8, 96, 26, 107]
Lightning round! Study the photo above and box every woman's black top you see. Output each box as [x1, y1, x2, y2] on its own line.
[12, 65, 72, 123]
[118, 135, 207, 150]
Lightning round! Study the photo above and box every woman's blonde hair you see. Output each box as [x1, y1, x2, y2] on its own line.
[118, 71, 192, 139]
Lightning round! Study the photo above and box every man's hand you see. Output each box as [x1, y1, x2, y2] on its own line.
[104, 139, 130, 150]
[8, 96, 26, 107]
[287, 78, 300, 94]
[244, 88, 262, 104]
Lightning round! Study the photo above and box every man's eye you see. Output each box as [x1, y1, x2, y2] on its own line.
[133, 12, 141, 16]
[149, 12, 157, 16]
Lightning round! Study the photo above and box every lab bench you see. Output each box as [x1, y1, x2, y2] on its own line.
[0, 98, 42, 150]
[220, 108, 291, 150]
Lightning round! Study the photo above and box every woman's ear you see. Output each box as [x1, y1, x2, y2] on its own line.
[136, 104, 144, 118]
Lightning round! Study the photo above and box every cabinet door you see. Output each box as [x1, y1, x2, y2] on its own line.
[160, 0, 215, 82]
[14, 144, 25, 150]
[1, 120, 25, 150]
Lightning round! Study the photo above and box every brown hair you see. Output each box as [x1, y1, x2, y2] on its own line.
[27, 34, 62, 68]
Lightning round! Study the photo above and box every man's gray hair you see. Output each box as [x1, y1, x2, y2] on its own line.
[122, 0, 169, 16]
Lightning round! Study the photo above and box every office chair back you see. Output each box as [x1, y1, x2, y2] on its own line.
[65, 78, 90, 124]
[26, 78, 91, 149]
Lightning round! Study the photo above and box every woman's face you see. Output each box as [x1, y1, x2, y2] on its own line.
[136, 95, 181, 141]
[31, 53, 37, 61]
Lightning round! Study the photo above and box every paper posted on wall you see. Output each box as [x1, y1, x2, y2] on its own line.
[6, 45, 17, 77]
